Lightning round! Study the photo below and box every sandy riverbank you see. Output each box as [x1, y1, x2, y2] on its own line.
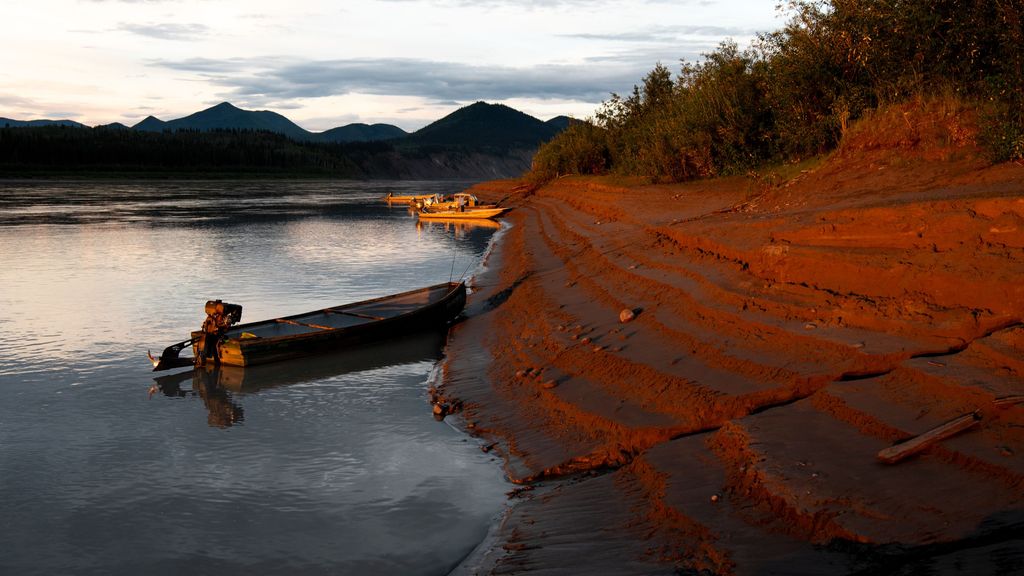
[438, 104, 1024, 574]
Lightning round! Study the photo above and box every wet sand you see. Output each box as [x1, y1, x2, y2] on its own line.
[440, 110, 1024, 574]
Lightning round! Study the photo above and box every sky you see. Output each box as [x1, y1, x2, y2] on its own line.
[1, 0, 787, 132]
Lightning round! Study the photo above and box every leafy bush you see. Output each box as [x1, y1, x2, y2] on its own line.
[529, 0, 1024, 183]
[531, 120, 610, 181]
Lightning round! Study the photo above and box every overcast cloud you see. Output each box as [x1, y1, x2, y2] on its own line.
[149, 55, 685, 106]
[6, 0, 785, 128]
[117, 22, 210, 40]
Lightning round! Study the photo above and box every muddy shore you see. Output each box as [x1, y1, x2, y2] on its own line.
[438, 122, 1024, 574]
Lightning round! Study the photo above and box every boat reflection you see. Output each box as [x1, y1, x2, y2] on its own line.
[151, 330, 447, 427]
[415, 217, 501, 238]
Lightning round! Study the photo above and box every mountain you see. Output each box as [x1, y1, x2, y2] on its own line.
[129, 102, 407, 144]
[96, 122, 129, 130]
[133, 102, 311, 141]
[1, 117, 86, 129]
[545, 116, 573, 131]
[407, 102, 560, 149]
[319, 123, 407, 143]
[133, 116, 168, 132]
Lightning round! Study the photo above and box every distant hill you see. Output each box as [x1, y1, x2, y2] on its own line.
[1, 117, 86, 129]
[407, 102, 561, 149]
[320, 123, 407, 143]
[96, 122, 129, 130]
[129, 102, 407, 144]
[545, 116, 573, 131]
[133, 116, 168, 132]
[132, 102, 311, 141]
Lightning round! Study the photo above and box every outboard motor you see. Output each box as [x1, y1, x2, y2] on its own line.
[196, 300, 242, 367]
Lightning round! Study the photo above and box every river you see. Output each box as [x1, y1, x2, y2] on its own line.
[0, 180, 507, 575]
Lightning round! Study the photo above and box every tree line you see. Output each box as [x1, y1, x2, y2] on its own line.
[531, 0, 1024, 183]
[0, 126, 393, 177]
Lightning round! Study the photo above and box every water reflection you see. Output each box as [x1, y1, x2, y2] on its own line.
[416, 217, 503, 238]
[152, 331, 447, 428]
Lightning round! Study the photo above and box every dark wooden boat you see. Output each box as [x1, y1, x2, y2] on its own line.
[151, 331, 449, 427]
[149, 281, 466, 371]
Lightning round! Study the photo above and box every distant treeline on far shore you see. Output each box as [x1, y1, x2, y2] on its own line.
[0, 126, 392, 178]
[531, 0, 1024, 184]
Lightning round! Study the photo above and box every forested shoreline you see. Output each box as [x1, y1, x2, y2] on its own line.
[0, 126, 472, 178]
[531, 0, 1024, 184]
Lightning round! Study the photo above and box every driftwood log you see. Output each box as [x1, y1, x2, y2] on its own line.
[877, 412, 982, 464]
[877, 396, 1024, 464]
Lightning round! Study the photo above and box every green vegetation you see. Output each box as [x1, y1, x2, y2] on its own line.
[531, 0, 1024, 184]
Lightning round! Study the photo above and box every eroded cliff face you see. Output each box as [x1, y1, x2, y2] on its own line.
[439, 104, 1024, 575]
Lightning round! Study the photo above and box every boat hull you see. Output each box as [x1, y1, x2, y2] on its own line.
[418, 207, 509, 220]
[190, 282, 466, 368]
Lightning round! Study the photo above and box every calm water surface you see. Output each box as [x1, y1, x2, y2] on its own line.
[0, 181, 508, 575]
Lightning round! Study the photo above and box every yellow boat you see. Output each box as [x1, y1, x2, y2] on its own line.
[417, 206, 509, 220]
[415, 192, 494, 211]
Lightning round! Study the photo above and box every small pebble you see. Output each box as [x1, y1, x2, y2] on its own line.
[619, 309, 636, 323]
[710, 494, 720, 503]
[581, 336, 591, 344]
[541, 380, 558, 389]
[593, 345, 603, 352]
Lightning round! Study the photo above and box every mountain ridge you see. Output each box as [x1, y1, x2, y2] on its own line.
[4, 101, 566, 148]
[1, 117, 87, 129]
[0, 101, 571, 178]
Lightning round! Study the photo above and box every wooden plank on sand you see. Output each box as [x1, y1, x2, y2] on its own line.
[993, 395, 1024, 408]
[877, 412, 982, 464]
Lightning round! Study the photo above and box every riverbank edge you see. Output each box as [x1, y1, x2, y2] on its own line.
[436, 159, 1024, 574]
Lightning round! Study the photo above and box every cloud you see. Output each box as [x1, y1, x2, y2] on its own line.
[116, 22, 210, 40]
[378, 0, 690, 6]
[149, 56, 650, 105]
[563, 24, 755, 42]
[0, 93, 42, 109]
